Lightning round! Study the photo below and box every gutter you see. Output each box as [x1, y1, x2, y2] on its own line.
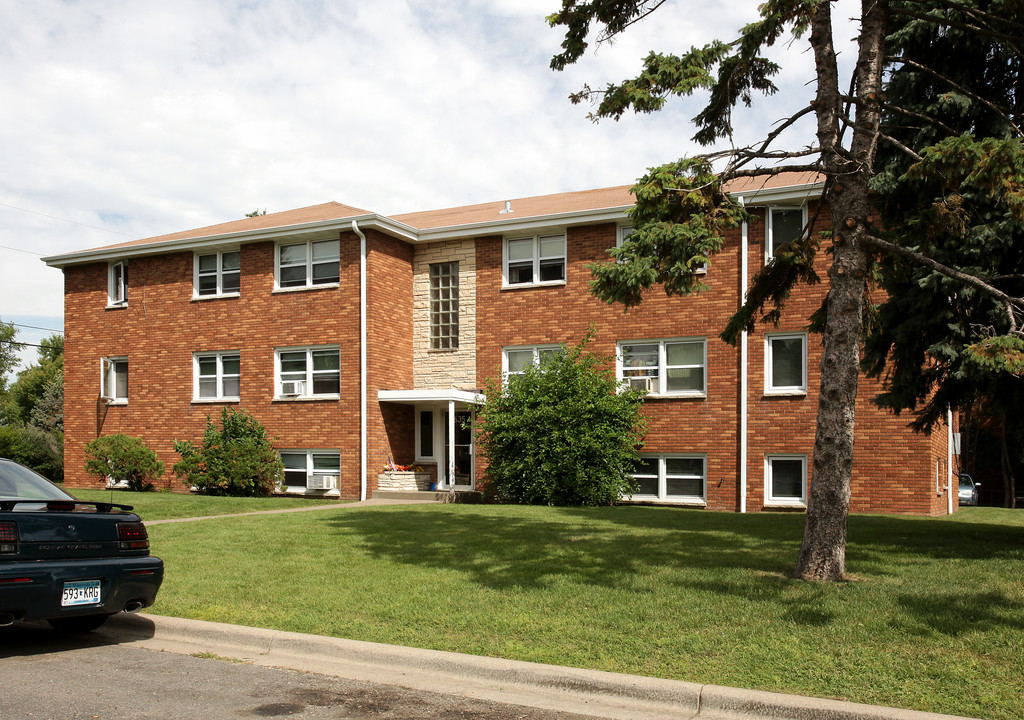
[352, 220, 368, 502]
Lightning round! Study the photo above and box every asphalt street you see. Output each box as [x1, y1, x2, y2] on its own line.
[0, 621, 608, 720]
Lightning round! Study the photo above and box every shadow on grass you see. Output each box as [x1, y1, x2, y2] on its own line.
[325, 505, 1023, 631]
[894, 590, 1024, 637]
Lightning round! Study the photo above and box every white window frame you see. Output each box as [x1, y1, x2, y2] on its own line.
[502, 234, 566, 288]
[766, 206, 808, 261]
[415, 408, 438, 462]
[765, 455, 808, 506]
[194, 250, 241, 298]
[193, 351, 241, 402]
[274, 345, 341, 400]
[617, 338, 707, 398]
[618, 226, 706, 273]
[107, 261, 127, 306]
[630, 454, 707, 503]
[274, 239, 340, 291]
[765, 333, 808, 395]
[502, 344, 562, 381]
[279, 450, 340, 491]
[100, 356, 128, 404]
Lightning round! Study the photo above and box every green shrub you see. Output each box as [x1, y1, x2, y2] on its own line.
[84, 433, 164, 491]
[173, 408, 283, 496]
[475, 329, 646, 505]
[0, 424, 64, 482]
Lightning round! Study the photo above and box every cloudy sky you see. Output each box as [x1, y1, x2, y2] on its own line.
[0, 0, 851, 374]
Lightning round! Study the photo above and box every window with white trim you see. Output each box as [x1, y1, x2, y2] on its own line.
[429, 261, 459, 350]
[100, 357, 128, 403]
[765, 455, 807, 505]
[195, 251, 240, 297]
[618, 338, 706, 396]
[502, 344, 561, 380]
[630, 454, 706, 502]
[277, 240, 340, 289]
[416, 409, 437, 461]
[194, 352, 240, 401]
[766, 207, 806, 260]
[618, 226, 706, 272]
[280, 450, 340, 489]
[275, 346, 340, 398]
[504, 234, 566, 286]
[766, 333, 807, 395]
[108, 261, 127, 306]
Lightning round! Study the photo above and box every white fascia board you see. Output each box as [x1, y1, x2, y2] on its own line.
[728, 181, 825, 205]
[377, 388, 485, 405]
[410, 206, 633, 243]
[42, 213, 410, 268]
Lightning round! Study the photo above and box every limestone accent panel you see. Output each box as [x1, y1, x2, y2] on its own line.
[412, 240, 477, 390]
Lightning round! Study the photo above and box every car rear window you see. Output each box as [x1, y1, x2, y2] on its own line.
[0, 461, 76, 501]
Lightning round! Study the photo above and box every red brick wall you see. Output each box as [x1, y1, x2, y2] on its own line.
[473, 211, 950, 515]
[63, 235, 364, 495]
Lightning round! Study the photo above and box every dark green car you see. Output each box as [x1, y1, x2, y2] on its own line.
[0, 458, 163, 632]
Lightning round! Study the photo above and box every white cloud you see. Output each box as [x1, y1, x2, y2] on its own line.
[0, 0, 857, 326]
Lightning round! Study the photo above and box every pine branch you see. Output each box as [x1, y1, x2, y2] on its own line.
[886, 57, 1024, 138]
[863, 234, 1024, 316]
[877, 132, 923, 162]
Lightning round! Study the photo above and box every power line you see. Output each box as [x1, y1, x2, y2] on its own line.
[0, 201, 138, 238]
[0, 339, 53, 349]
[0, 244, 44, 256]
[10, 323, 63, 334]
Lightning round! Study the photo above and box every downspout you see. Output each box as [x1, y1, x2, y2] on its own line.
[352, 220, 368, 502]
[947, 407, 954, 514]
[738, 196, 748, 513]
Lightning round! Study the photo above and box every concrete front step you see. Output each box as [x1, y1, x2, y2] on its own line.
[372, 490, 483, 504]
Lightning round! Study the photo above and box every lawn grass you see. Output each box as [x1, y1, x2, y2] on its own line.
[146, 504, 1023, 719]
[72, 488, 346, 521]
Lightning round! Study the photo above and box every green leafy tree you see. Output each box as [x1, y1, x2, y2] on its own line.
[0, 317, 16, 391]
[84, 434, 164, 491]
[475, 331, 646, 506]
[0, 424, 63, 481]
[173, 407, 284, 496]
[3, 333, 63, 426]
[549, 0, 1024, 579]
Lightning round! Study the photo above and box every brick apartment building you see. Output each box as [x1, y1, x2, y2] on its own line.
[43, 173, 957, 514]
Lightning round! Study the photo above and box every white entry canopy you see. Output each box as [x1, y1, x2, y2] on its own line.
[377, 389, 484, 405]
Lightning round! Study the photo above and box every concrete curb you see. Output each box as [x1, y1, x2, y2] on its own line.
[100, 614, 978, 720]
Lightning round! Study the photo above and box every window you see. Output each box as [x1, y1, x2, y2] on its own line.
[277, 240, 340, 289]
[108, 261, 127, 306]
[503, 344, 561, 380]
[195, 251, 240, 297]
[766, 455, 807, 505]
[417, 410, 436, 461]
[100, 357, 128, 403]
[766, 333, 807, 394]
[194, 352, 240, 401]
[429, 262, 459, 350]
[618, 339, 706, 396]
[275, 346, 340, 398]
[630, 455, 706, 502]
[504, 234, 566, 286]
[280, 450, 340, 489]
[619, 226, 706, 272]
[766, 207, 806, 260]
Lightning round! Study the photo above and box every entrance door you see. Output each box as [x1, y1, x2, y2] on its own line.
[442, 410, 474, 489]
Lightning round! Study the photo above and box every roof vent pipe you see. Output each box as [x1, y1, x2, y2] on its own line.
[499, 201, 513, 215]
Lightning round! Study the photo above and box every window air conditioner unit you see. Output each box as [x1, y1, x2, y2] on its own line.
[308, 475, 338, 490]
[628, 376, 656, 392]
[280, 380, 304, 396]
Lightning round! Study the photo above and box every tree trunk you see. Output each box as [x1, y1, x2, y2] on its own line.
[1000, 415, 1016, 508]
[795, 0, 888, 581]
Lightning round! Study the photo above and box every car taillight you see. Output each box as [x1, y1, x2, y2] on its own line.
[0, 521, 17, 553]
[117, 522, 149, 551]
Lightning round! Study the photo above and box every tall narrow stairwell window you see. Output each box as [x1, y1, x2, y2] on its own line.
[429, 262, 459, 350]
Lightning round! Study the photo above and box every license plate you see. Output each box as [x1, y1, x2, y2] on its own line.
[61, 580, 101, 607]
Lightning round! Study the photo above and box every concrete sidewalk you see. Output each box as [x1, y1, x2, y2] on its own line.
[99, 613, 977, 720]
